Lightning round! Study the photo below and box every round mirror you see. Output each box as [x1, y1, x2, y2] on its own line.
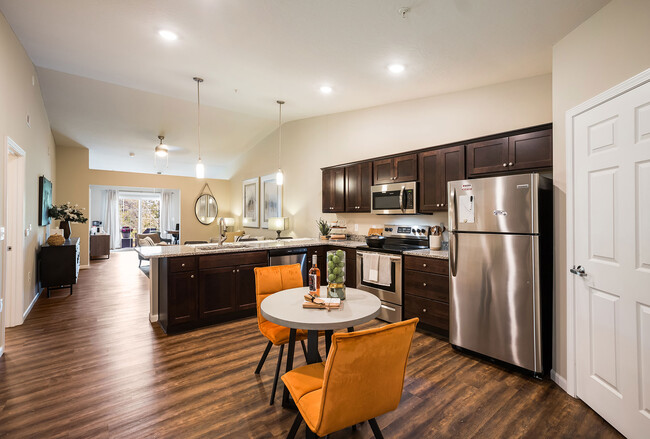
[195, 194, 218, 225]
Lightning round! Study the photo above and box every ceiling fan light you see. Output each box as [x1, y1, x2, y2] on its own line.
[155, 145, 168, 157]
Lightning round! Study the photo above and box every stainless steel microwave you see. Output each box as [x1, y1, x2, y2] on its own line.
[371, 181, 417, 214]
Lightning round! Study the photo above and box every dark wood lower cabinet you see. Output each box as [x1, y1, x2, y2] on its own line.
[403, 255, 449, 337]
[39, 238, 81, 297]
[159, 251, 267, 333]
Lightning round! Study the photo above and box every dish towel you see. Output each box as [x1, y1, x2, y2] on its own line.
[376, 255, 393, 287]
[362, 253, 380, 283]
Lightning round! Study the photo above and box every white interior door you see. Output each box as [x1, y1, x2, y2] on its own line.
[572, 79, 650, 438]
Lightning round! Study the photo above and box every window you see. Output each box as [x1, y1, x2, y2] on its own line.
[119, 192, 161, 242]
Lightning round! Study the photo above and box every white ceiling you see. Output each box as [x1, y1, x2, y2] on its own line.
[0, 0, 609, 178]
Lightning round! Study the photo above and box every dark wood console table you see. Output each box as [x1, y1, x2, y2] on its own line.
[39, 238, 80, 297]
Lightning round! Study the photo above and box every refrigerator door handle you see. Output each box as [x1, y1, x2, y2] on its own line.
[449, 186, 457, 231]
[450, 231, 458, 277]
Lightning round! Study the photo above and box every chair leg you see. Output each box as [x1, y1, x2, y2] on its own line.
[300, 340, 308, 362]
[368, 418, 384, 439]
[255, 341, 273, 374]
[270, 344, 284, 405]
[305, 427, 317, 439]
[287, 413, 302, 439]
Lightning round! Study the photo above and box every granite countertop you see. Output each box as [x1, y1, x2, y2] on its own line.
[402, 249, 449, 260]
[135, 238, 365, 259]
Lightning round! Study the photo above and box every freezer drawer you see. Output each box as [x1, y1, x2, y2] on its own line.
[449, 232, 542, 372]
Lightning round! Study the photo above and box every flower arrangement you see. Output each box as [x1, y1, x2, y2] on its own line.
[48, 202, 88, 223]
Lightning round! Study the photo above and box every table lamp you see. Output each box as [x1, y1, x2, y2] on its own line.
[268, 217, 289, 239]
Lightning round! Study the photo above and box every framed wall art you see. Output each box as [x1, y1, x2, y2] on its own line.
[242, 177, 259, 228]
[260, 173, 282, 229]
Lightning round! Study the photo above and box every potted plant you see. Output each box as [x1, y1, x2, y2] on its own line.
[121, 226, 132, 239]
[316, 218, 331, 240]
[48, 202, 88, 239]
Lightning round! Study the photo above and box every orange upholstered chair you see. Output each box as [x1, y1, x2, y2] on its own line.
[254, 264, 309, 405]
[282, 318, 419, 439]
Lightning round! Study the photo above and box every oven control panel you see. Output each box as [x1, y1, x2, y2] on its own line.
[383, 224, 430, 238]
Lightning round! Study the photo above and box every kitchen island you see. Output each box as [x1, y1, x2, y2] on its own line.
[136, 239, 364, 333]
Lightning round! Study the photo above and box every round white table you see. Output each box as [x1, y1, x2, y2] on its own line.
[260, 287, 381, 407]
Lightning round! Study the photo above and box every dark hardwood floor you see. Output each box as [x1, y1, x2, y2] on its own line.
[0, 251, 621, 438]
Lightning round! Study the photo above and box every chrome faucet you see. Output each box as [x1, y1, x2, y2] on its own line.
[218, 217, 227, 246]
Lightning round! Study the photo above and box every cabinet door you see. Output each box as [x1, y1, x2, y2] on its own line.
[466, 138, 509, 177]
[508, 129, 552, 171]
[236, 263, 266, 310]
[418, 150, 440, 213]
[198, 267, 237, 320]
[168, 271, 198, 325]
[358, 161, 372, 212]
[322, 169, 332, 213]
[345, 163, 360, 212]
[393, 154, 417, 182]
[373, 158, 394, 184]
[331, 167, 346, 212]
[436, 145, 465, 208]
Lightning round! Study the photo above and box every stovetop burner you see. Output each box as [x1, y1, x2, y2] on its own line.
[358, 224, 431, 254]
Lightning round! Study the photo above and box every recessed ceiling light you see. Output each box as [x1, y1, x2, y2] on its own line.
[158, 30, 178, 41]
[388, 64, 405, 74]
[320, 85, 333, 94]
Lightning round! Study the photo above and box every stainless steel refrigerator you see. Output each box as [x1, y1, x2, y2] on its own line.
[447, 173, 552, 374]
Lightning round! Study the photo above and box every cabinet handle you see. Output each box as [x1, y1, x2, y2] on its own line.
[190, 275, 194, 278]
[423, 283, 427, 287]
[423, 308, 427, 313]
[233, 269, 236, 273]
[181, 263, 185, 267]
[237, 269, 240, 273]
[423, 263, 427, 267]
[503, 163, 507, 167]
[508, 162, 513, 166]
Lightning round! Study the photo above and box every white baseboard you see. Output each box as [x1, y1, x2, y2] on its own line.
[149, 314, 158, 322]
[0, 345, 4, 357]
[551, 369, 569, 394]
[80, 264, 90, 270]
[22, 289, 42, 320]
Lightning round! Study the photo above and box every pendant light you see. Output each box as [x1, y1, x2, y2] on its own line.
[276, 100, 285, 186]
[154, 135, 168, 172]
[194, 76, 205, 179]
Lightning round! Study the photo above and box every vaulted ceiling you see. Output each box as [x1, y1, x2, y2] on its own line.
[0, 0, 609, 178]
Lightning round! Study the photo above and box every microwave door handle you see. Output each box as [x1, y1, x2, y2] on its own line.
[399, 186, 405, 212]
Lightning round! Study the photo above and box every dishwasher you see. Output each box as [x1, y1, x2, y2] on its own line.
[268, 247, 308, 285]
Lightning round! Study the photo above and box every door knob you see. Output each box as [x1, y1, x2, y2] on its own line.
[570, 265, 587, 277]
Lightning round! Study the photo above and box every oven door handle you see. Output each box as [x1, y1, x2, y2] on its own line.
[357, 251, 402, 261]
[381, 304, 396, 312]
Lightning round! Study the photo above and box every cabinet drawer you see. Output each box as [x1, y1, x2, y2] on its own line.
[404, 256, 448, 275]
[169, 256, 197, 273]
[404, 270, 449, 303]
[404, 294, 449, 332]
[199, 251, 267, 269]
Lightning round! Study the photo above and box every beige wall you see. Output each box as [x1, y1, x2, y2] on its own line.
[55, 145, 231, 265]
[231, 74, 552, 241]
[551, 0, 650, 381]
[0, 11, 56, 338]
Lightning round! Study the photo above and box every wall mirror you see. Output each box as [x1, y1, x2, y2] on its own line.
[195, 193, 218, 225]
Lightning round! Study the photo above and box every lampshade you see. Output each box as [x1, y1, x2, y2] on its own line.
[268, 217, 288, 231]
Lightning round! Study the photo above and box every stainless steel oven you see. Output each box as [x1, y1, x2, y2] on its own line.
[356, 250, 403, 322]
[371, 181, 417, 215]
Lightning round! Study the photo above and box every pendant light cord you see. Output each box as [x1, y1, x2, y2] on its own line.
[277, 100, 284, 169]
[197, 79, 202, 161]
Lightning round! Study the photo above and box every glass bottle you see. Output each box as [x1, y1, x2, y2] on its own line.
[308, 254, 321, 296]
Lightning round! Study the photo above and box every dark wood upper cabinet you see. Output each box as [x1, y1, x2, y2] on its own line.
[418, 146, 465, 212]
[322, 167, 345, 213]
[466, 138, 509, 177]
[373, 154, 417, 184]
[508, 129, 552, 171]
[467, 128, 552, 177]
[345, 161, 372, 212]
